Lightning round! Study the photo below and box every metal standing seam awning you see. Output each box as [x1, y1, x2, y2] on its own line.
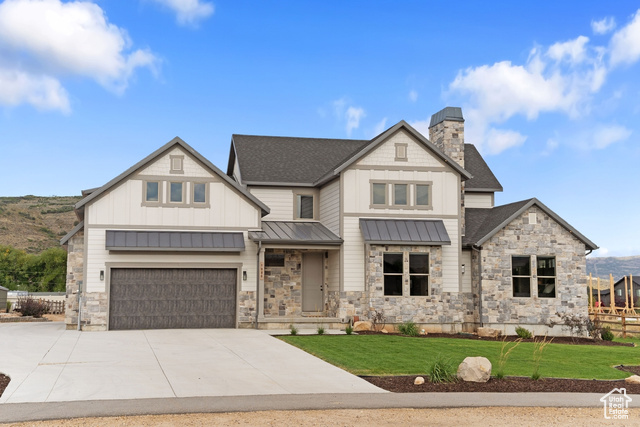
[248, 221, 343, 245]
[359, 218, 451, 245]
[105, 230, 245, 252]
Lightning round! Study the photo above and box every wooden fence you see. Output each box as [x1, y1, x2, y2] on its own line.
[588, 273, 638, 315]
[589, 312, 640, 338]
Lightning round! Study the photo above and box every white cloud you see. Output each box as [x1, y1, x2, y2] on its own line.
[591, 17, 616, 35]
[0, 0, 158, 112]
[346, 106, 365, 137]
[0, 68, 70, 112]
[149, 0, 214, 26]
[547, 36, 590, 64]
[408, 90, 418, 102]
[409, 119, 430, 139]
[483, 128, 527, 155]
[541, 138, 559, 156]
[372, 117, 388, 136]
[609, 10, 640, 66]
[591, 124, 632, 149]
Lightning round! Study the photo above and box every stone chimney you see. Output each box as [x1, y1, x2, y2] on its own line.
[428, 106, 465, 169]
[429, 107, 466, 236]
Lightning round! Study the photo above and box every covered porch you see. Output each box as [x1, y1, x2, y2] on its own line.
[249, 221, 343, 328]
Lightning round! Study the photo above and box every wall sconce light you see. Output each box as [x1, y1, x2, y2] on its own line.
[100, 270, 104, 281]
[243, 271, 247, 281]
[461, 264, 465, 274]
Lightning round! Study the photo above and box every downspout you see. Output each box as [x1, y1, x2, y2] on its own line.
[255, 239, 262, 329]
[77, 287, 82, 331]
[472, 245, 483, 328]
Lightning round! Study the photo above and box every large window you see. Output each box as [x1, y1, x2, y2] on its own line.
[409, 253, 429, 296]
[512, 256, 531, 297]
[383, 253, 403, 296]
[193, 183, 206, 204]
[372, 183, 387, 206]
[146, 181, 159, 202]
[393, 184, 408, 206]
[170, 182, 183, 203]
[537, 256, 556, 298]
[296, 194, 314, 219]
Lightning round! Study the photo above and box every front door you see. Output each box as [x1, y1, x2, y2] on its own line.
[302, 252, 323, 312]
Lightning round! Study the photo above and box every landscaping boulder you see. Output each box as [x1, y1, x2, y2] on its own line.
[414, 376, 425, 385]
[477, 327, 501, 338]
[353, 321, 372, 332]
[457, 357, 492, 383]
[625, 375, 640, 385]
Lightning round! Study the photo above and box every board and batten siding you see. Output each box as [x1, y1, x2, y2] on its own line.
[248, 188, 294, 221]
[84, 227, 258, 294]
[340, 128, 462, 293]
[461, 250, 472, 292]
[465, 193, 494, 209]
[327, 250, 340, 293]
[319, 179, 340, 235]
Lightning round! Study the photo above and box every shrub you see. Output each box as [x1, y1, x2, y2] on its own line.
[16, 297, 48, 318]
[495, 337, 522, 380]
[317, 325, 325, 335]
[531, 336, 553, 380]
[397, 321, 420, 337]
[5, 300, 11, 313]
[370, 309, 386, 332]
[289, 324, 298, 336]
[515, 326, 533, 339]
[345, 325, 353, 335]
[601, 327, 614, 341]
[427, 355, 457, 383]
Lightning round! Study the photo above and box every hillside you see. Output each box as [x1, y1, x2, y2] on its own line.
[586, 256, 640, 281]
[0, 195, 81, 253]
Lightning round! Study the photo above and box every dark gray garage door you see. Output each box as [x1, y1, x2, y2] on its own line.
[109, 268, 237, 330]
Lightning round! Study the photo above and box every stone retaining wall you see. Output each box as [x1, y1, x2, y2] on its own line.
[64, 231, 83, 329]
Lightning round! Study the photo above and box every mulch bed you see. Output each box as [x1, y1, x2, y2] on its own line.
[0, 374, 9, 398]
[356, 331, 635, 346]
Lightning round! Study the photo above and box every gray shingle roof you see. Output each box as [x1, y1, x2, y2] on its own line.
[464, 144, 503, 192]
[360, 219, 451, 245]
[231, 135, 368, 185]
[249, 221, 343, 245]
[464, 198, 598, 250]
[105, 230, 245, 252]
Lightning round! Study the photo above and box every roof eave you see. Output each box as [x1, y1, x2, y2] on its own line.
[60, 220, 84, 246]
[465, 187, 504, 193]
[248, 238, 343, 246]
[366, 240, 451, 246]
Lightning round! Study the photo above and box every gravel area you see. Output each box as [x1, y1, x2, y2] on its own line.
[0, 408, 631, 427]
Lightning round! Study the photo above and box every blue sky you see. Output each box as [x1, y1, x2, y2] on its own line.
[1, 1, 639, 257]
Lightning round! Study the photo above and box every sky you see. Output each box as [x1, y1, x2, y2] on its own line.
[0, 1, 639, 257]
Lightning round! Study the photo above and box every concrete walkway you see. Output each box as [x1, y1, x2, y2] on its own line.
[0, 323, 383, 404]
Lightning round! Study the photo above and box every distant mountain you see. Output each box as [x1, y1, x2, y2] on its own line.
[0, 195, 81, 253]
[586, 256, 640, 281]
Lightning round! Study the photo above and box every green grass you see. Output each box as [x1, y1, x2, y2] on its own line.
[279, 335, 639, 379]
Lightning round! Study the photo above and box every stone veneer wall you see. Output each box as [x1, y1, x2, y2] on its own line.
[64, 231, 84, 329]
[263, 249, 302, 317]
[479, 205, 588, 329]
[79, 292, 108, 331]
[238, 290, 255, 326]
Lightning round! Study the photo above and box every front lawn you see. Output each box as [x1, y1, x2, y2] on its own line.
[280, 335, 639, 380]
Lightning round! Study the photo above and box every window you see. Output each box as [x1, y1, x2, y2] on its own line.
[146, 182, 159, 202]
[170, 155, 184, 174]
[170, 182, 183, 203]
[296, 194, 314, 219]
[265, 253, 285, 267]
[193, 183, 206, 204]
[537, 256, 556, 298]
[415, 184, 430, 207]
[395, 143, 408, 161]
[383, 253, 403, 296]
[393, 184, 407, 206]
[512, 256, 531, 297]
[372, 183, 387, 206]
[409, 253, 429, 296]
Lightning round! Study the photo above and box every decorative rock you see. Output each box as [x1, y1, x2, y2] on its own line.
[625, 375, 640, 384]
[420, 329, 428, 336]
[381, 329, 388, 334]
[353, 321, 373, 332]
[414, 376, 425, 385]
[477, 327, 501, 338]
[457, 357, 492, 383]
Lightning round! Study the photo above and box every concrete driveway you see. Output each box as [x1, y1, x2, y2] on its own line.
[0, 323, 383, 403]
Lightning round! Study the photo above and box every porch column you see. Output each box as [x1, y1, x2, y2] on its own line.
[257, 246, 265, 322]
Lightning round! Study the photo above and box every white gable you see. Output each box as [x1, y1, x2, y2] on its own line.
[355, 129, 446, 168]
[138, 147, 212, 178]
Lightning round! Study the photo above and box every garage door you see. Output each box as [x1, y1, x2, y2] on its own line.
[109, 268, 237, 330]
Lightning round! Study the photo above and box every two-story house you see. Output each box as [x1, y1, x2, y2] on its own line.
[62, 107, 597, 334]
